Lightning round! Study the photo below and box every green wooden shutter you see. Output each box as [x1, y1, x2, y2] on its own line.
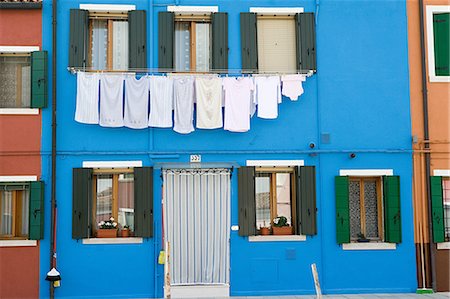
[295, 13, 317, 72]
[211, 12, 228, 72]
[383, 176, 402, 243]
[69, 9, 89, 68]
[433, 13, 450, 76]
[129, 10, 147, 70]
[297, 166, 317, 235]
[335, 176, 350, 244]
[31, 51, 48, 108]
[134, 167, 153, 238]
[29, 181, 44, 240]
[430, 176, 445, 243]
[158, 12, 174, 70]
[240, 13, 258, 73]
[72, 168, 92, 239]
[238, 166, 256, 236]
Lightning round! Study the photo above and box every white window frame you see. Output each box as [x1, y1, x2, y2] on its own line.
[79, 4, 135, 12]
[434, 169, 450, 248]
[426, 5, 450, 83]
[0, 175, 38, 247]
[0, 46, 40, 115]
[167, 5, 218, 14]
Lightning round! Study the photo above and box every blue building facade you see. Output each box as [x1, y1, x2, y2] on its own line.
[39, 0, 416, 298]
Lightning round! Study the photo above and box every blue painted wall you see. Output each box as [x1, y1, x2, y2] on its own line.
[40, 0, 416, 298]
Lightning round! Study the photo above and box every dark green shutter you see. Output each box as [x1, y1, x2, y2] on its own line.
[72, 168, 92, 239]
[295, 13, 317, 72]
[129, 10, 147, 70]
[211, 12, 228, 72]
[69, 9, 89, 68]
[430, 176, 445, 243]
[297, 166, 317, 235]
[433, 13, 450, 76]
[134, 167, 153, 238]
[238, 166, 256, 236]
[240, 13, 258, 73]
[31, 51, 48, 108]
[335, 176, 350, 244]
[158, 12, 174, 70]
[383, 176, 402, 243]
[29, 181, 44, 240]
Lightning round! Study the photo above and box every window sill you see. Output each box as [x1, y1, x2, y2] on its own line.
[0, 240, 37, 247]
[429, 75, 450, 83]
[342, 242, 396, 250]
[248, 235, 306, 242]
[437, 242, 450, 250]
[0, 108, 39, 115]
[82, 237, 143, 245]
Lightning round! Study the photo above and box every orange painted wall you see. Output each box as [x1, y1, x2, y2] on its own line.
[407, 0, 450, 291]
[0, 9, 42, 47]
[0, 246, 40, 298]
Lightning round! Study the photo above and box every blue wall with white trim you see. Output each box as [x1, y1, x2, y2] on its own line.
[40, 0, 415, 298]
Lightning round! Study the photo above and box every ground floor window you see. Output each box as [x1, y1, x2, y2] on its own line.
[0, 188, 29, 238]
[442, 178, 450, 241]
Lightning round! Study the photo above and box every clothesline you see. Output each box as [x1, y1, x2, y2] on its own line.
[67, 67, 315, 77]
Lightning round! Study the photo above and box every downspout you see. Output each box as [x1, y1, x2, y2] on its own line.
[418, 0, 436, 290]
[50, 0, 57, 297]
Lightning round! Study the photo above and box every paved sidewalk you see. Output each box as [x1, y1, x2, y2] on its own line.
[225, 293, 450, 299]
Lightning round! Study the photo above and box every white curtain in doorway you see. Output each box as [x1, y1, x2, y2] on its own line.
[163, 169, 230, 285]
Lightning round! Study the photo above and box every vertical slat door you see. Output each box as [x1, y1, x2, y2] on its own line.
[134, 167, 153, 238]
[430, 176, 445, 243]
[211, 12, 228, 72]
[240, 13, 258, 73]
[29, 181, 44, 240]
[158, 12, 174, 70]
[433, 13, 450, 76]
[383, 176, 402, 243]
[69, 9, 89, 68]
[335, 176, 350, 244]
[31, 51, 48, 108]
[129, 10, 147, 70]
[295, 13, 317, 72]
[238, 166, 256, 236]
[72, 168, 93, 239]
[297, 166, 317, 235]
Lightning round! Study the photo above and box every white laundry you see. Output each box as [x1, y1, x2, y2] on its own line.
[281, 74, 306, 101]
[173, 77, 195, 134]
[99, 74, 124, 127]
[148, 76, 174, 128]
[254, 76, 282, 119]
[195, 77, 223, 129]
[124, 76, 149, 129]
[222, 77, 254, 132]
[75, 72, 100, 124]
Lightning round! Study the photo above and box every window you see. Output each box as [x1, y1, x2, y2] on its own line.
[240, 10, 316, 73]
[238, 165, 317, 237]
[0, 181, 44, 240]
[426, 6, 450, 82]
[0, 49, 47, 109]
[69, 7, 147, 70]
[430, 175, 450, 242]
[158, 10, 228, 72]
[335, 175, 401, 244]
[72, 166, 153, 239]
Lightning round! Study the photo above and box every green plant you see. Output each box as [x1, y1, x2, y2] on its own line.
[273, 216, 289, 227]
[123, 225, 130, 230]
[357, 233, 367, 240]
[98, 217, 118, 229]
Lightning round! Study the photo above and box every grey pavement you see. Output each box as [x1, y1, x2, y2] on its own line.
[224, 293, 450, 299]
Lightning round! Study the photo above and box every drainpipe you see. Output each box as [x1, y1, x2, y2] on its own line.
[50, 0, 58, 297]
[418, 0, 436, 290]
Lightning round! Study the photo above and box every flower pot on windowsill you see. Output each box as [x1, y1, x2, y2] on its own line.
[96, 229, 118, 238]
[272, 226, 293, 235]
[259, 227, 271, 235]
[120, 229, 130, 238]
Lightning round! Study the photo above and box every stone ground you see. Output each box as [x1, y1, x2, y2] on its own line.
[224, 294, 450, 299]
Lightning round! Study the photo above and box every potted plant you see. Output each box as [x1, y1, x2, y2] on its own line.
[120, 225, 130, 238]
[259, 221, 271, 235]
[272, 216, 293, 235]
[357, 233, 370, 243]
[96, 217, 118, 238]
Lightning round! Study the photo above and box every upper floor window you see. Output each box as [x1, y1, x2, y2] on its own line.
[426, 6, 450, 82]
[69, 5, 147, 71]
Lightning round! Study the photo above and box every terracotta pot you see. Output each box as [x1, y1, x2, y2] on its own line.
[96, 229, 117, 238]
[120, 229, 130, 238]
[260, 227, 271, 235]
[272, 226, 293, 235]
